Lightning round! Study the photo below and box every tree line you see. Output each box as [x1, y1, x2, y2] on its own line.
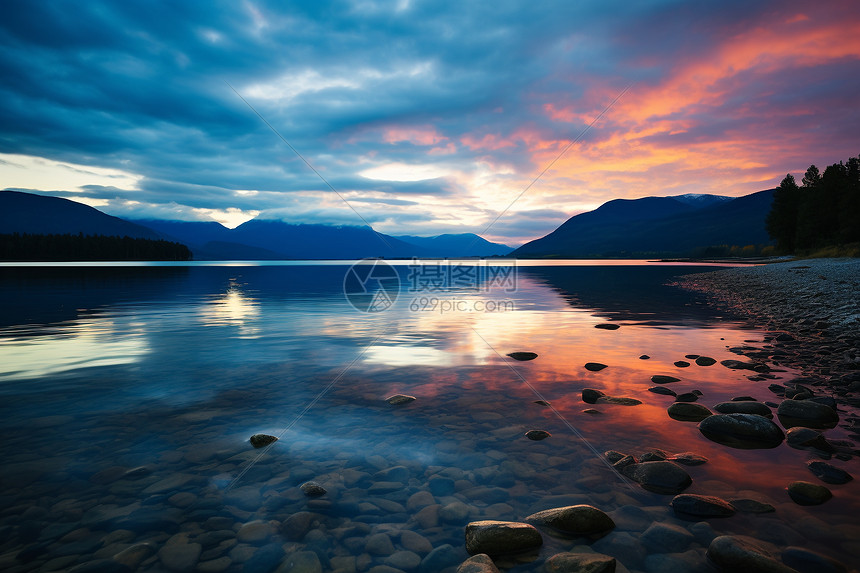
[766, 154, 860, 253]
[0, 233, 192, 261]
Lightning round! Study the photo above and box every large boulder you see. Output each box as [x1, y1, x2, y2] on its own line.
[524, 505, 615, 536]
[777, 399, 839, 429]
[707, 535, 795, 572]
[464, 521, 542, 556]
[698, 414, 784, 449]
[622, 461, 692, 495]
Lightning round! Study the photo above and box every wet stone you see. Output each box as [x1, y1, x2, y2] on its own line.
[300, 482, 327, 497]
[464, 520, 543, 557]
[668, 403, 712, 422]
[641, 522, 695, 553]
[158, 541, 202, 572]
[713, 401, 773, 418]
[781, 546, 848, 573]
[585, 362, 608, 372]
[698, 413, 785, 449]
[806, 461, 853, 484]
[525, 504, 615, 536]
[649, 386, 676, 396]
[544, 552, 616, 573]
[386, 394, 416, 405]
[651, 375, 681, 384]
[595, 323, 620, 330]
[777, 399, 839, 429]
[674, 392, 699, 403]
[582, 408, 603, 415]
[695, 356, 717, 366]
[507, 352, 538, 361]
[707, 535, 794, 573]
[456, 553, 500, 573]
[674, 361, 691, 368]
[622, 461, 692, 495]
[277, 550, 320, 573]
[525, 430, 551, 441]
[639, 354, 650, 359]
[582, 389, 606, 404]
[668, 452, 708, 466]
[249, 434, 277, 448]
[787, 481, 833, 505]
[671, 494, 736, 517]
[729, 499, 775, 513]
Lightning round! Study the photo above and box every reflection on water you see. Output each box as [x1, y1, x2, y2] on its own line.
[0, 262, 857, 572]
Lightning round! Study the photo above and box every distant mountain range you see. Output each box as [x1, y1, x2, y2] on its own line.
[513, 190, 775, 258]
[0, 191, 514, 259]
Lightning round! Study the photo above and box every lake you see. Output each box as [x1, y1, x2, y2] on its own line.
[0, 261, 857, 572]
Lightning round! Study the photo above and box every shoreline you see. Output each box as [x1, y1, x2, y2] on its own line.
[677, 258, 860, 407]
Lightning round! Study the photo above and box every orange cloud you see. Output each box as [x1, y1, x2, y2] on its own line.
[382, 126, 447, 146]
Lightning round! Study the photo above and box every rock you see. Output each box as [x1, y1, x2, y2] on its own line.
[785, 427, 834, 452]
[440, 501, 472, 523]
[697, 414, 785, 449]
[525, 430, 551, 441]
[281, 512, 314, 540]
[781, 546, 848, 573]
[464, 521, 543, 556]
[667, 452, 708, 466]
[544, 552, 616, 573]
[429, 475, 456, 496]
[583, 408, 602, 415]
[639, 449, 668, 462]
[787, 481, 832, 505]
[585, 362, 608, 371]
[707, 535, 794, 573]
[713, 401, 773, 418]
[533, 400, 551, 406]
[806, 460, 853, 484]
[277, 550, 321, 573]
[196, 557, 232, 573]
[671, 494, 736, 517]
[668, 403, 712, 422]
[731, 395, 757, 401]
[603, 450, 627, 463]
[244, 543, 286, 573]
[401, 530, 433, 555]
[524, 505, 615, 536]
[651, 375, 680, 384]
[729, 499, 775, 513]
[582, 389, 606, 404]
[777, 400, 839, 429]
[113, 543, 155, 569]
[674, 392, 699, 402]
[720, 359, 758, 370]
[236, 521, 272, 544]
[595, 323, 620, 330]
[386, 394, 416, 405]
[639, 354, 650, 359]
[622, 461, 692, 494]
[366, 533, 396, 555]
[419, 544, 460, 573]
[300, 482, 327, 497]
[456, 554, 500, 573]
[640, 522, 694, 553]
[249, 434, 278, 448]
[612, 455, 637, 471]
[158, 542, 201, 572]
[695, 356, 717, 366]
[674, 361, 691, 368]
[507, 352, 538, 361]
[385, 550, 421, 570]
[597, 396, 642, 406]
[648, 386, 676, 396]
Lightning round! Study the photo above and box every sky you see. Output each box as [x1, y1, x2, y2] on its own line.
[1, 1, 859, 245]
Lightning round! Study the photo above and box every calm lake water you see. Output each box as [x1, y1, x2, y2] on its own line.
[0, 261, 857, 573]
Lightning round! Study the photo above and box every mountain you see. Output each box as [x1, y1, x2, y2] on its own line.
[394, 233, 514, 257]
[133, 219, 234, 247]
[0, 190, 160, 239]
[514, 189, 775, 258]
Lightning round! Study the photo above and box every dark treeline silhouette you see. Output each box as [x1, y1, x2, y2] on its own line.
[0, 233, 192, 261]
[766, 154, 860, 252]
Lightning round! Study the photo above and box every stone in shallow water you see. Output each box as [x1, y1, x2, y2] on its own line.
[582, 408, 602, 415]
[713, 401, 773, 418]
[720, 359, 758, 370]
[695, 356, 717, 366]
[386, 394, 416, 405]
[595, 323, 620, 330]
[697, 413, 785, 449]
[785, 427, 834, 452]
[649, 386, 676, 396]
[781, 546, 848, 573]
[674, 392, 699, 403]
[674, 361, 691, 368]
[597, 396, 642, 406]
[668, 403, 712, 422]
[158, 540, 201, 572]
[456, 553, 500, 573]
[668, 452, 708, 466]
[525, 430, 551, 441]
[300, 482, 327, 497]
[277, 550, 320, 573]
[622, 461, 692, 495]
[524, 504, 615, 536]
[707, 535, 794, 573]
[640, 522, 694, 553]
[582, 389, 606, 404]
[806, 460, 853, 484]
[585, 362, 608, 372]
[787, 481, 832, 505]
[651, 375, 680, 384]
[777, 399, 839, 429]
[671, 494, 736, 517]
[249, 434, 278, 448]
[533, 400, 551, 406]
[507, 352, 538, 361]
[639, 354, 650, 359]
[544, 552, 616, 573]
[464, 521, 542, 556]
[729, 498, 775, 513]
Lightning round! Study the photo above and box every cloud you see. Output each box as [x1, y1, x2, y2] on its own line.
[0, 0, 858, 243]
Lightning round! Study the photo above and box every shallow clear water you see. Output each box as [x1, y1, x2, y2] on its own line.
[0, 262, 857, 572]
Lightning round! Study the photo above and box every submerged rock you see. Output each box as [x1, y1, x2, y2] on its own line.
[781, 546, 848, 573]
[668, 403, 712, 422]
[649, 386, 677, 396]
[785, 427, 835, 452]
[585, 362, 608, 372]
[525, 505, 615, 536]
[544, 552, 616, 573]
[595, 323, 620, 330]
[713, 401, 773, 418]
[668, 452, 708, 466]
[507, 352, 538, 361]
[674, 392, 700, 403]
[597, 396, 642, 406]
[787, 481, 832, 505]
[249, 434, 278, 448]
[386, 394, 416, 405]
[729, 499, 775, 513]
[525, 430, 551, 441]
[698, 413, 785, 449]
[457, 554, 500, 573]
[671, 494, 736, 517]
[707, 535, 794, 573]
[464, 520, 542, 556]
[806, 460, 853, 484]
[622, 461, 692, 494]
[720, 359, 758, 370]
[651, 375, 681, 384]
[533, 400, 551, 406]
[582, 408, 603, 415]
[300, 481, 327, 497]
